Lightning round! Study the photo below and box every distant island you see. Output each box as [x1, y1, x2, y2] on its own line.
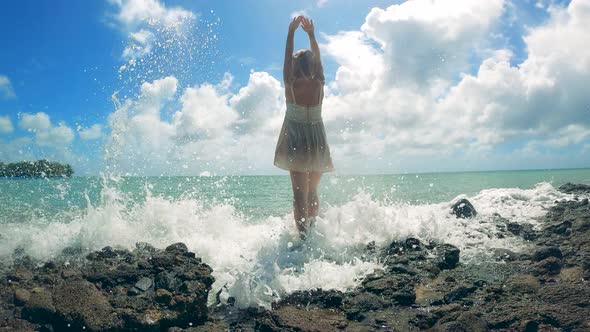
[0, 160, 74, 178]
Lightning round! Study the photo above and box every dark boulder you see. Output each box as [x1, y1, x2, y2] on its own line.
[52, 279, 117, 331]
[165, 242, 189, 254]
[433, 312, 489, 332]
[391, 288, 416, 305]
[13, 288, 30, 306]
[22, 287, 55, 324]
[4, 242, 214, 331]
[506, 222, 537, 240]
[533, 246, 562, 261]
[343, 293, 385, 320]
[437, 244, 461, 270]
[532, 256, 562, 276]
[279, 289, 344, 309]
[443, 285, 477, 303]
[558, 183, 590, 194]
[451, 199, 477, 219]
[502, 274, 540, 294]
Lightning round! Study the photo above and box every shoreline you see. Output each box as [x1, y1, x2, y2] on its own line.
[1, 183, 589, 331]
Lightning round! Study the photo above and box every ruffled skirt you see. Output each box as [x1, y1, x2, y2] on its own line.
[274, 108, 334, 173]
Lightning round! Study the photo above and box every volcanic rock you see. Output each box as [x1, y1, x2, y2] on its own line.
[451, 198, 477, 219]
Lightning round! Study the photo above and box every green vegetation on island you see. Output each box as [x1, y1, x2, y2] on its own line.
[0, 160, 74, 178]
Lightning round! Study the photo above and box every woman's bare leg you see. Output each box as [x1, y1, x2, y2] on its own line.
[308, 172, 322, 228]
[290, 171, 309, 238]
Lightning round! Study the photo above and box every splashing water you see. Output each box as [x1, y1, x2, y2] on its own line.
[0, 175, 575, 309]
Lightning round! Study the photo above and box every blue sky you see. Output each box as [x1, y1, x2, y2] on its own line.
[1, 0, 588, 175]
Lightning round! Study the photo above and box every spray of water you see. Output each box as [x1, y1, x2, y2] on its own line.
[0, 179, 570, 308]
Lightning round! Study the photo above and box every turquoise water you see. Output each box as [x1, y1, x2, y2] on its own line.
[1, 168, 589, 223]
[1, 168, 588, 308]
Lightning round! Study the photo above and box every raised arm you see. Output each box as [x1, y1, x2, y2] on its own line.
[301, 17, 324, 82]
[284, 17, 301, 83]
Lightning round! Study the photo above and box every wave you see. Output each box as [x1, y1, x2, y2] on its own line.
[0, 179, 568, 308]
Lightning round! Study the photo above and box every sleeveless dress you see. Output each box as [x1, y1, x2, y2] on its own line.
[274, 80, 335, 173]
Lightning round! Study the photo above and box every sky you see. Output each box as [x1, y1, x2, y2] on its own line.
[0, 0, 589, 175]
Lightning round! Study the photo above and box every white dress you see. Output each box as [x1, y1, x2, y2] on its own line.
[274, 81, 334, 173]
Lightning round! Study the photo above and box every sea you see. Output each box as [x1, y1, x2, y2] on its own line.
[1, 169, 589, 308]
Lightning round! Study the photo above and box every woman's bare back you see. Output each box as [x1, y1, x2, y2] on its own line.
[286, 78, 323, 107]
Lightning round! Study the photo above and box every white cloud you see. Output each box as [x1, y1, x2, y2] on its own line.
[0, 116, 14, 134]
[106, 72, 284, 175]
[105, 0, 590, 175]
[108, 0, 196, 62]
[109, 0, 193, 29]
[229, 71, 283, 135]
[290, 10, 308, 19]
[19, 112, 51, 132]
[0, 75, 15, 99]
[173, 84, 238, 139]
[122, 29, 155, 60]
[314, 0, 590, 172]
[359, 0, 504, 87]
[317, 0, 328, 8]
[78, 124, 103, 140]
[0, 137, 34, 161]
[19, 112, 75, 148]
[36, 123, 75, 148]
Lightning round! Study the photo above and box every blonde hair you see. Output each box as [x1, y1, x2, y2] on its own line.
[293, 49, 315, 79]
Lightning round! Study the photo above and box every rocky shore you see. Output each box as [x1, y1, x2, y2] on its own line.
[1, 183, 589, 331]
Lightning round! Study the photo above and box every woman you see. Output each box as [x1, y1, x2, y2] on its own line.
[274, 16, 335, 239]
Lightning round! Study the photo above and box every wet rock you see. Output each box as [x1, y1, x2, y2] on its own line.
[2, 242, 213, 331]
[22, 288, 55, 324]
[559, 266, 584, 283]
[437, 244, 460, 270]
[155, 271, 182, 292]
[389, 264, 419, 275]
[165, 242, 189, 254]
[86, 246, 132, 262]
[84, 262, 139, 288]
[532, 256, 562, 276]
[451, 198, 477, 219]
[433, 312, 488, 332]
[533, 246, 562, 261]
[60, 268, 80, 279]
[491, 248, 519, 261]
[6, 267, 33, 283]
[443, 285, 477, 303]
[573, 216, 590, 232]
[361, 274, 413, 298]
[537, 283, 590, 308]
[410, 311, 437, 329]
[60, 246, 84, 256]
[155, 289, 173, 305]
[13, 289, 30, 306]
[343, 293, 385, 320]
[391, 288, 416, 306]
[257, 306, 348, 332]
[52, 279, 116, 331]
[544, 220, 573, 235]
[521, 319, 540, 332]
[279, 289, 344, 309]
[134, 277, 153, 292]
[432, 303, 462, 318]
[507, 222, 538, 240]
[134, 242, 156, 255]
[558, 182, 590, 194]
[502, 274, 540, 294]
[506, 222, 522, 235]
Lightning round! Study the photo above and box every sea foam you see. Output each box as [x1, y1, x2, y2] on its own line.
[0, 180, 569, 308]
